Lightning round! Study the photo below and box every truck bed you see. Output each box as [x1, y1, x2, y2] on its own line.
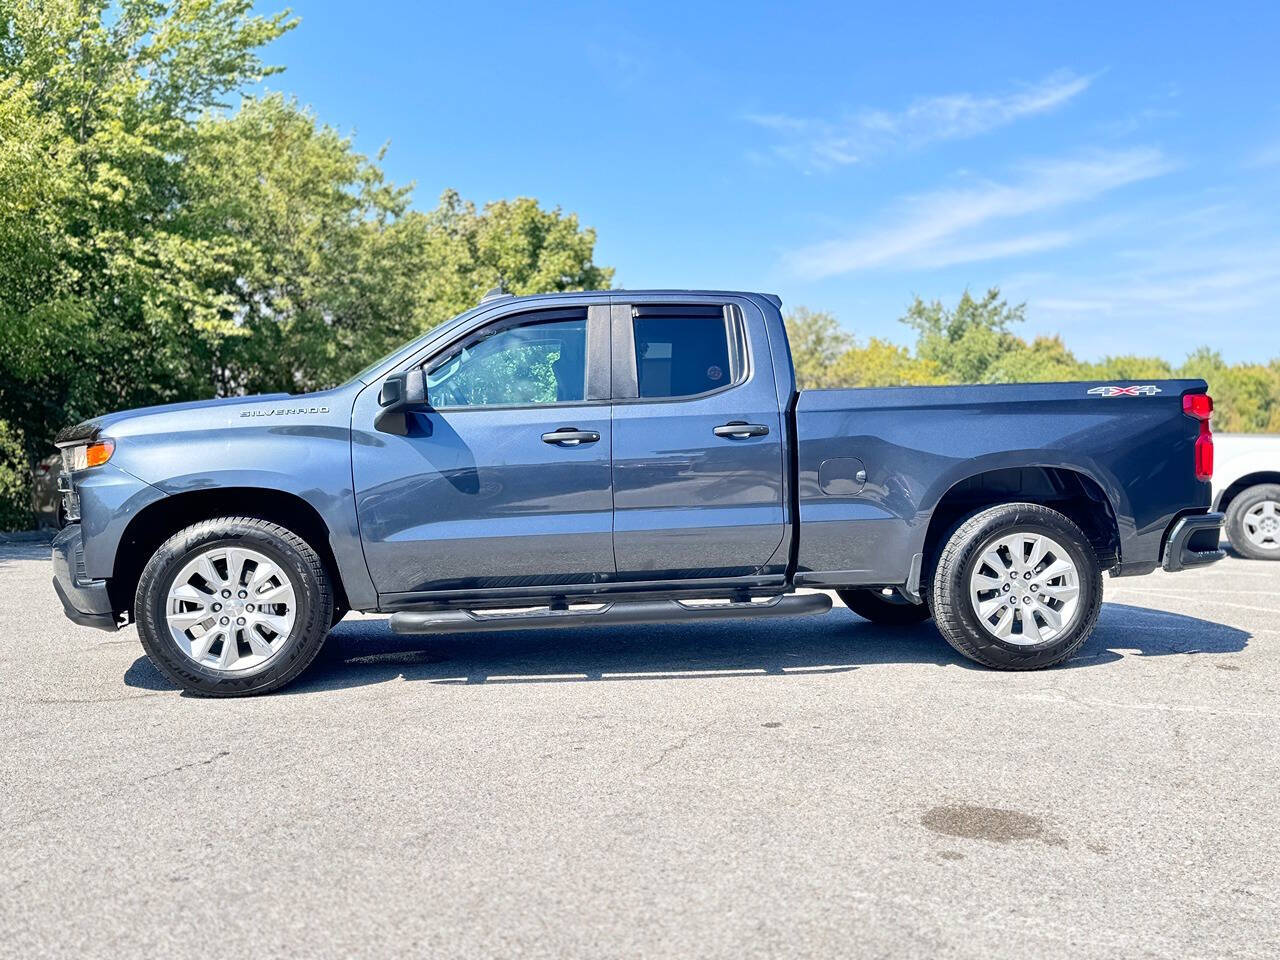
[793, 379, 1211, 586]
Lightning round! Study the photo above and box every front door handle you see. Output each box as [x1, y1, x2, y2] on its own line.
[542, 428, 600, 446]
[713, 422, 769, 439]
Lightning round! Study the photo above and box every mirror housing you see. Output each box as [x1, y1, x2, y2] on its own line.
[375, 368, 429, 434]
[379, 367, 426, 408]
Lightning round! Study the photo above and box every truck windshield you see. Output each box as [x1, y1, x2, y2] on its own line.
[344, 304, 491, 385]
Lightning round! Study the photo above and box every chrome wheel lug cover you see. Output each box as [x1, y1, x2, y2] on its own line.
[968, 531, 1081, 646]
[164, 546, 296, 673]
[1242, 500, 1280, 551]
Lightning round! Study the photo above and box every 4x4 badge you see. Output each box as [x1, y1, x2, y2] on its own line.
[1087, 385, 1162, 397]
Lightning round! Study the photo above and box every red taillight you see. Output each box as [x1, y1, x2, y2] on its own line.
[1183, 392, 1213, 480]
[1183, 393, 1212, 419]
[1195, 433, 1214, 480]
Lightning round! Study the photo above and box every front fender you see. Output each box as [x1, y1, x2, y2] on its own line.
[108, 420, 375, 610]
[74, 462, 167, 581]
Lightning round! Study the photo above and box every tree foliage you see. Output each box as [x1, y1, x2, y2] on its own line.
[785, 307, 854, 389]
[787, 307, 942, 389]
[901, 287, 1025, 384]
[786, 290, 1280, 432]
[0, 0, 612, 516]
[0, 419, 27, 529]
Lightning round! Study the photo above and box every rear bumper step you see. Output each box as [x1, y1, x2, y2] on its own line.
[1162, 512, 1225, 572]
[390, 592, 832, 635]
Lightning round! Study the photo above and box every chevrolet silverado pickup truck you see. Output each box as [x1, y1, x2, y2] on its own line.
[51, 289, 1225, 696]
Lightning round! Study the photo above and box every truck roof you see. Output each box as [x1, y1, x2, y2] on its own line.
[476, 289, 782, 308]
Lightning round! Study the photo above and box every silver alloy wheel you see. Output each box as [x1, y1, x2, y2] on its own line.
[165, 546, 297, 672]
[1242, 500, 1280, 551]
[968, 532, 1081, 646]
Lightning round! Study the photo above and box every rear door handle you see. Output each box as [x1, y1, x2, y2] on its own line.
[713, 422, 769, 439]
[542, 428, 600, 446]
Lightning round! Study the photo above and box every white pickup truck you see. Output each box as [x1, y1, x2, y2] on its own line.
[1214, 433, 1280, 559]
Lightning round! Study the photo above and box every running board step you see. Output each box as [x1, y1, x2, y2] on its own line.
[389, 593, 832, 635]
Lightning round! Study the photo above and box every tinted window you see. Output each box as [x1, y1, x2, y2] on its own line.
[425, 318, 587, 407]
[633, 314, 736, 399]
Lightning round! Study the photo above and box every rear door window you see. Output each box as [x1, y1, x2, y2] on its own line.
[632, 307, 744, 399]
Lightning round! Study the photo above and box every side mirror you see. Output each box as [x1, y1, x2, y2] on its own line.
[375, 368, 429, 435]
[379, 367, 427, 409]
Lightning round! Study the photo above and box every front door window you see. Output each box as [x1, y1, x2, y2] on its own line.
[426, 318, 588, 408]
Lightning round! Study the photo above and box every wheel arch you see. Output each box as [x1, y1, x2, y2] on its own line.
[1215, 472, 1280, 513]
[110, 487, 351, 618]
[919, 465, 1121, 582]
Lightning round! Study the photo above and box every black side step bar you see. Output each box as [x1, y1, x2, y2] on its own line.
[389, 593, 832, 636]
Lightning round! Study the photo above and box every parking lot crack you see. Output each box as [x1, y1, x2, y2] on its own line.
[141, 749, 230, 782]
[645, 731, 697, 773]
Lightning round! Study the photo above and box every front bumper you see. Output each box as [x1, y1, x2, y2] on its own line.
[1161, 512, 1225, 572]
[51, 524, 119, 631]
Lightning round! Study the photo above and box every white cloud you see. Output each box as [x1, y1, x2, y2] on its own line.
[783, 148, 1173, 279]
[748, 71, 1094, 171]
[999, 219, 1280, 362]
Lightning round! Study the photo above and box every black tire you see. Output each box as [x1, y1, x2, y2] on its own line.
[1224, 483, 1280, 561]
[930, 502, 1103, 670]
[135, 517, 334, 696]
[836, 588, 932, 625]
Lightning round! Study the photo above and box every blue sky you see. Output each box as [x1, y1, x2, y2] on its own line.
[259, 1, 1280, 363]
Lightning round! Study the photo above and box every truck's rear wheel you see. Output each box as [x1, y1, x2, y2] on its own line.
[836, 588, 931, 625]
[134, 517, 333, 696]
[930, 503, 1102, 670]
[1224, 483, 1280, 560]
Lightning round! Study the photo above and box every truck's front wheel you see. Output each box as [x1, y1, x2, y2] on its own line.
[134, 517, 333, 696]
[930, 503, 1102, 670]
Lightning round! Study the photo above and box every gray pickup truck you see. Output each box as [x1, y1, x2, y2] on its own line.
[52, 289, 1223, 695]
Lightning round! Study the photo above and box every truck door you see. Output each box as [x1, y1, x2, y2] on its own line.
[352, 305, 616, 598]
[610, 299, 787, 580]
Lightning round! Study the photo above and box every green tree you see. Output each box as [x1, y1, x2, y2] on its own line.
[786, 308, 941, 388]
[1083, 355, 1174, 381]
[0, 419, 29, 529]
[0, 0, 299, 457]
[1178, 348, 1280, 433]
[793, 289, 1278, 437]
[830, 338, 943, 387]
[900, 287, 1027, 384]
[784, 307, 854, 389]
[0, 0, 612, 524]
[982, 335, 1085, 384]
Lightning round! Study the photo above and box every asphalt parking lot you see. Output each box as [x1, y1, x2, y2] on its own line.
[2, 542, 1278, 960]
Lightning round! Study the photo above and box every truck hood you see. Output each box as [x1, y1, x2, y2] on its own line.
[56, 390, 349, 444]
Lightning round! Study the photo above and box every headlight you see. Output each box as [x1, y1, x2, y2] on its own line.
[66, 439, 115, 470]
